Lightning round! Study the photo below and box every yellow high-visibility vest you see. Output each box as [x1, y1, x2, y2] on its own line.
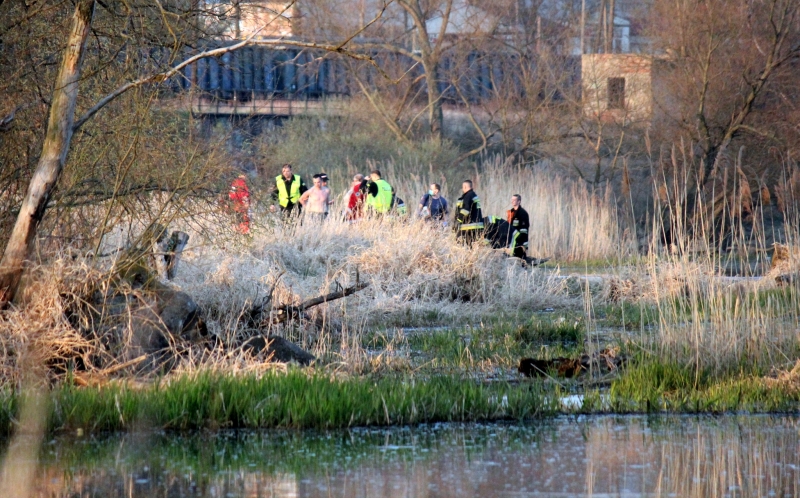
[275, 174, 302, 207]
[367, 179, 393, 213]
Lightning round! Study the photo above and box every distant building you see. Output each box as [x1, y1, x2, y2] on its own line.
[572, 14, 630, 54]
[209, 1, 297, 40]
[570, 0, 654, 55]
[425, 1, 504, 43]
[581, 53, 670, 125]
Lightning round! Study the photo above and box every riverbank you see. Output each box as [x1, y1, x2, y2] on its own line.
[2, 355, 799, 437]
[0, 371, 553, 436]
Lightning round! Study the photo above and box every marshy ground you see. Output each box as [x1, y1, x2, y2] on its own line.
[1, 164, 800, 436]
[3, 164, 800, 496]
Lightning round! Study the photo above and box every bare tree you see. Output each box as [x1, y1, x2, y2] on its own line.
[0, 0, 96, 307]
[303, 0, 470, 142]
[651, 0, 800, 187]
[395, 0, 452, 140]
[643, 0, 800, 243]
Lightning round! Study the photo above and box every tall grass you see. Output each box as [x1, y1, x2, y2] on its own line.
[0, 259, 99, 385]
[476, 157, 635, 261]
[611, 359, 800, 412]
[173, 213, 569, 367]
[616, 157, 800, 378]
[3, 162, 627, 381]
[372, 156, 632, 262]
[169, 169, 614, 353]
[5, 134, 800, 390]
[0, 371, 552, 435]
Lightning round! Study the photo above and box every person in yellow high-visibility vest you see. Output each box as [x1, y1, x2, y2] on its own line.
[270, 164, 307, 216]
[365, 169, 394, 215]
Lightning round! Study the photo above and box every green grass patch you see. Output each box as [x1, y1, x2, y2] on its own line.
[406, 328, 519, 370]
[402, 318, 585, 370]
[2, 361, 796, 438]
[508, 316, 585, 344]
[0, 371, 555, 436]
[380, 308, 451, 329]
[596, 302, 659, 328]
[611, 356, 800, 413]
[750, 286, 800, 313]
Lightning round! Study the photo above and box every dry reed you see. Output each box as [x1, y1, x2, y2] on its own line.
[5, 164, 620, 378]
[615, 158, 800, 376]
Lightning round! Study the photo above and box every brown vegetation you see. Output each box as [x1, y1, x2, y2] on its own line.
[2, 0, 800, 391]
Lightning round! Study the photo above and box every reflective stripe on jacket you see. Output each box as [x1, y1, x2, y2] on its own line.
[455, 189, 484, 231]
[511, 230, 529, 247]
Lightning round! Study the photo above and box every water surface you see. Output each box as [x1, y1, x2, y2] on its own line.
[29, 414, 800, 497]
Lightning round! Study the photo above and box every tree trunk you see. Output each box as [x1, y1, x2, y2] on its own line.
[0, 0, 95, 307]
[599, 0, 607, 53]
[424, 59, 444, 142]
[608, 0, 616, 53]
[397, 0, 446, 143]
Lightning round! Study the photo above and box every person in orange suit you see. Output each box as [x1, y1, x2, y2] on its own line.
[229, 174, 251, 234]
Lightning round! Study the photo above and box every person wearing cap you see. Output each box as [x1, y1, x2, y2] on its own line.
[229, 174, 251, 234]
[507, 194, 530, 259]
[270, 164, 307, 216]
[319, 173, 332, 216]
[365, 169, 394, 215]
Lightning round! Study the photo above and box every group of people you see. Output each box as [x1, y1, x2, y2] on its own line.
[228, 164, 531, 261]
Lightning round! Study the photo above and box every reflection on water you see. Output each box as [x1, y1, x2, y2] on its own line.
[21, 415, 800, 497]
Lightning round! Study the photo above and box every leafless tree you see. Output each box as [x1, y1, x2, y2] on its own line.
[651, 0, 800, 186]
[642, 0, 800, 242]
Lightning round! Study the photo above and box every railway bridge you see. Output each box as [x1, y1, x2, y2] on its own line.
[167, 44, 578, 118]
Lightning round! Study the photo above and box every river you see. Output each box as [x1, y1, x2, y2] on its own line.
[24, 414, 800, 497]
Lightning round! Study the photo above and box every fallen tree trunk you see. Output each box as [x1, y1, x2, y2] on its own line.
[245, 282, 370, 327]
[271, 282, 370, 324]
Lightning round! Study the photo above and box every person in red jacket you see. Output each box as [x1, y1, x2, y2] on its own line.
[345, 173, 366, 222]
[229, 174, 251, 234]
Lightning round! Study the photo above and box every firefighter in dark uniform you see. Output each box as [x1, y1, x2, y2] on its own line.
[270, 164, 307, 216]
[507, 194, 530, 259]
[454, 180, 484, 246]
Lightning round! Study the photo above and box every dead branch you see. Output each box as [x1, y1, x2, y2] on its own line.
[268, 282, 369, 325]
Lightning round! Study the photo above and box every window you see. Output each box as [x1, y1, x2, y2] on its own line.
[608, 77, 625, 109]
